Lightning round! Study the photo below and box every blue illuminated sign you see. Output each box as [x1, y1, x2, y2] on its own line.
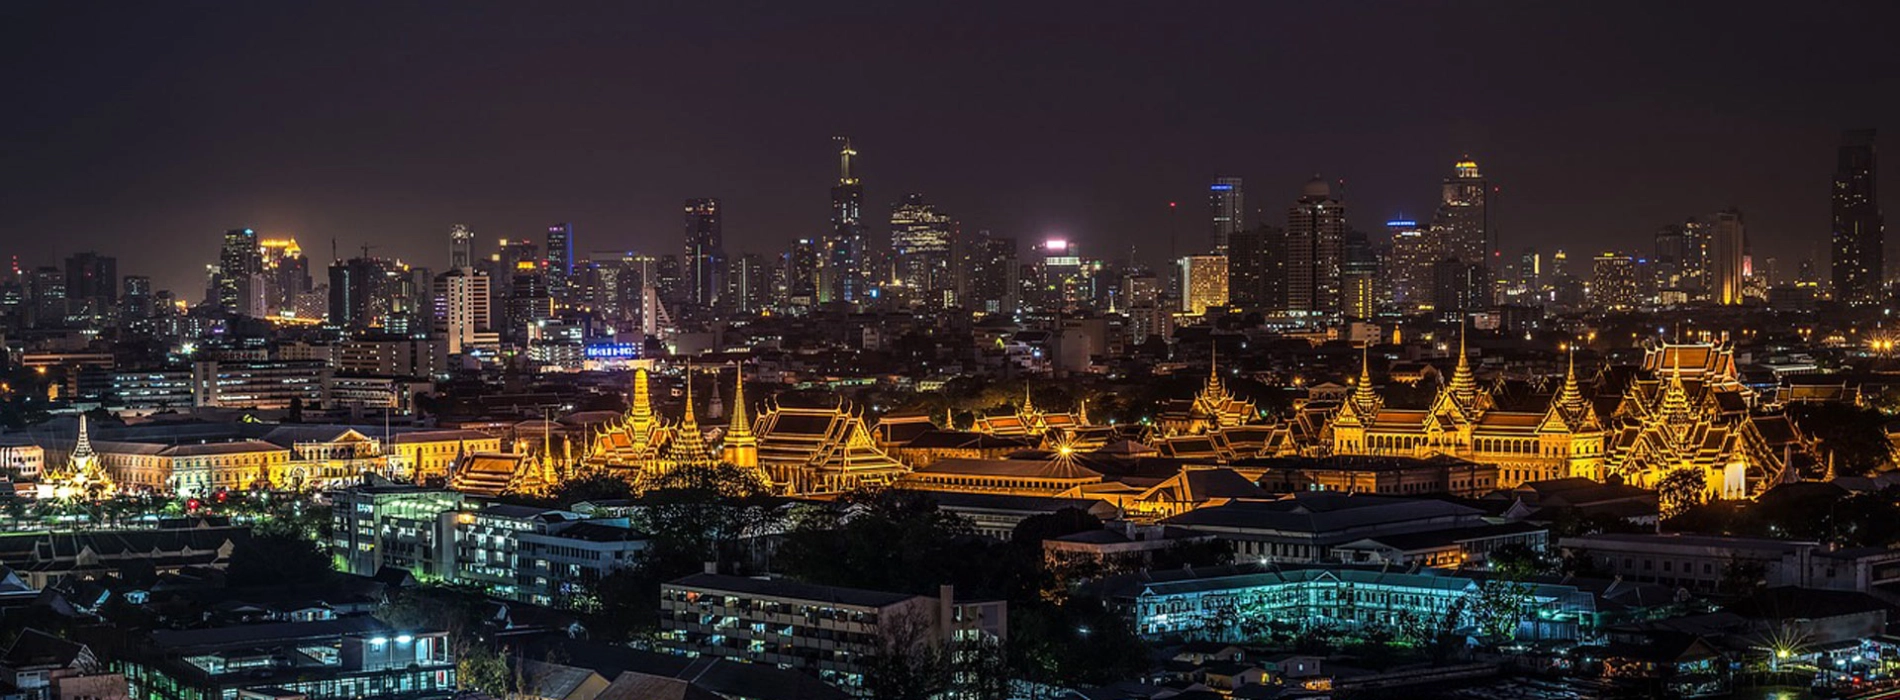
[1386, 220, 1417, 228]
[1209, 184, 1235, 191]
[584, 343, 641, 360]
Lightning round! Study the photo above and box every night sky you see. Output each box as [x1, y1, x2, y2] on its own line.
[4, 1, 1897, 296]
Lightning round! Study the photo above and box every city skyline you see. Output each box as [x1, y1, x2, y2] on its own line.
[3, 3, 1896, 296]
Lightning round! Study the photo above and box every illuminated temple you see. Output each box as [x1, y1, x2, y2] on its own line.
[1155, 347, 1257, 436]
[1599, 342, 1816, 498]
[37, 415, 117, 501]
[1325, 332, 1605, 489]
[753, 401, 908, 494]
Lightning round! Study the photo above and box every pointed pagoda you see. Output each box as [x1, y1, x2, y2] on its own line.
[659, 365, 718, 474]
[720, 365, 760, 469]
[1159, 341, 1255, 435]
[39, 414, 116, 501]
[586, 367, 674, 476]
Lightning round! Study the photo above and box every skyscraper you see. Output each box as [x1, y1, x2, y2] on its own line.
[1432, 158, 1488, 265]
[824, 137, 866, 304]
[63, 252, 116, 321]
[259, 238, 310, 316]
[1591, 252, 1638, 310]
[1711, 208, 1747, 306]
[1285, 177, 1347, 315]
[966, 232, 1018, 316]
[683, 199, 724, 309]
[1208, 177, 1243, 254]
[450, 224, 475, 270]
[1225, 225, 1279, 311]
[1178, 255, 1229, 315]
[725, 253, 769, 314]
[121, 275, 153, 320]
[889, 193, 956, 308]
[1832, 129, 1884, 304]
[1341, 230, 1378, 319]
[782, 238, 819, 309]
[216, 228, 261, 315]
[1386, 219, 1432, 312]
[433, 268, 493, 355]
[546, 223, 575, 304]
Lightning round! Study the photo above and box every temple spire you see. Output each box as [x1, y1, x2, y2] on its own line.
[630, 368, 654, 432]
[727, 364, 753, 439]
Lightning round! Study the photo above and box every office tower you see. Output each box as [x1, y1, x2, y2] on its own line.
[1178, 255, 1229, 315]
[1711, 208, 1747, 305]
[1286, 177, 1347, 315]
[450, 224, 475, 270]
[655, 255, 685, 307]
[216, 228, 261, 315]
[1341, 230, 1378, 319]
[121, 275, 153, 320]
[259, 238, 310, 317]
[63, 252, 116, 321]
[967, 232, 1018, 316]
[327, 256, 386, 330]
[1386, 219, 1432, 312]
[1432, 158, 1488, 264]
[27, 266, 66, 327]
[1226, 225, 1280, 311]
[1031, 239, 1088, 313]
[506, 266, 553, 344]
[889, 193, 957, 309]
[1591, 252, 1638, 310]
[1833, 129, 1884, 304]
[683, 199, 725, 310]
[824, 137, 866, 304]
[782, 238, 820, 309]
[432, 268, 493, 355]
[725, 253, 769, 314]
[546, 223, 575, 304]
[1431, 259, 1489, 316]
[1209, 177, 1244, 253]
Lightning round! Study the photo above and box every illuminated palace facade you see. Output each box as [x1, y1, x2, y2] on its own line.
[1321, 339, 1814, 498]
[1327, 336, 1605, 489]
[1598, 342, 1816, 499]
[583, 368, 905, 495]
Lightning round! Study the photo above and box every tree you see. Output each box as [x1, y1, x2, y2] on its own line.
[1656, 468, 1707, 519]
[225, 531, 333, 587]
[549, 472, 635, 506]
[457, 643, 510, 695]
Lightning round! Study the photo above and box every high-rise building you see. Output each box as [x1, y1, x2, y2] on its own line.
[259, 238, 311, 317]
[1386, 219, 1432, 312]
[1030, 239, 1089, 313]
[967, 232, 1018, 316]
[1832, 129, 1884, 304]
[27, 265, 66, 327]
[682, 200, 724, 310]
[782, 238, 819, 309]
[121, 275, 153, 320]
[63, 252, 116, 321]
[1225, 225, 1281, 311]
[505, 265, 553, 344]
[216, 228, 261, 316]
[1178, 255, 1229, 315]
[450, 224, 475, 270]
[1432, 158, 1488, 265]
[1591, 252, 1639, 310]
[889, 193, 956, 309]
[328, 256, 392, 330]
[433, 268, 493, 355]
[1341, 230, 1379, 319]
[1209, 177, 1244, 254]
[1286, 177, 1347, 315]
[1711, 208, 1747, 305]
[725, 253, 769, 314]
[1653, 219, 1710, 296]
[824, 137, 867, 304]
[546, 223, 575, 304]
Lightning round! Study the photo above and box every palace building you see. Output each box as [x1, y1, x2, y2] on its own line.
[36, 415, 116, 501]
[1155, 348, 1257, 436]
[1599, 342, 1817, 498]
[586, 368, 676, 477]
[753, 401, 909, 494]
[1324, 331, 1605, 489]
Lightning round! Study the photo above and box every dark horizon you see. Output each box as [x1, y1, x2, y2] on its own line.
[3, 1, 1896, 295]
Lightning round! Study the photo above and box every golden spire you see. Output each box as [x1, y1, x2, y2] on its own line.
[1078, 397, 1091, 426]
[1353, 342, 1379, 409]
[681, 363, 697, 429]
[1022, 382, 1036, 416]
[630, 368, 654, 432]
[1447, 317, 1478, 408]
[727, 364, 753, 440]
